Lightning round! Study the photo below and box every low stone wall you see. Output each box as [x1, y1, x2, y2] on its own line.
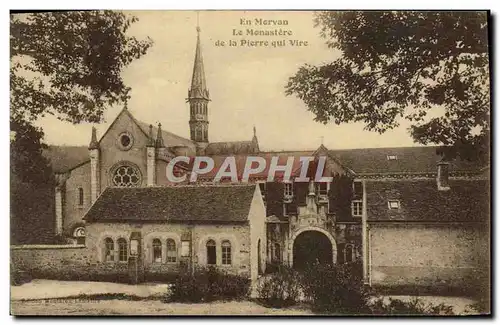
[10, 245, 132, 282]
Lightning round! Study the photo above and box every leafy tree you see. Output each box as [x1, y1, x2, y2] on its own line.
[10, 10, 153, 182]
[10, 11, 152, 244]
[286, 11, 489, 162]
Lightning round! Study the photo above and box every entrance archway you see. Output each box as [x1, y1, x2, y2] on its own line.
[290, 228, 336, 269]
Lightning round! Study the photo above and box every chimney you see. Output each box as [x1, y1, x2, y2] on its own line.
[437, 161, 450, 191]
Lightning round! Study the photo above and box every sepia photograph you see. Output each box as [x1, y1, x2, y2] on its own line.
[9, 10, 491, 316]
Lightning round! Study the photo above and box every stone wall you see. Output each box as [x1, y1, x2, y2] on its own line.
[368, 223, 489, 290]
[63, 162, 91, 236]
[85, 222, 253, 278]
[98, 110, 149, 190]
[11, 220, 254, 282]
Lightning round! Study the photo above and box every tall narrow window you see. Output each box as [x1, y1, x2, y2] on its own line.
[206, 240, 216, 265]
[78, 187, 84, 206]
[345, 244, 354, 263]
[117, 238, 128, 262]
[222, 241, 232, 265]
[152, 239, 162, 263]
[166, 239, 177, 263]
[104, 238, 114, 262]
[284, 182, 293, 197]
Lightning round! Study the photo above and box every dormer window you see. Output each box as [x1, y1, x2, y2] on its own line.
[387, 155, 398, 161]
[284, 181, 293, 202]
[388, 200, 400, 210]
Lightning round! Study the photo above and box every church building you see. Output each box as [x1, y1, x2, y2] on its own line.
[17, 26, 488, 289]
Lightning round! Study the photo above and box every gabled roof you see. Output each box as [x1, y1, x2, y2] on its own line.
[43, 146, 89, 173]
[136, 121, 196, 150]
[329, 146, 481, 175]
[366, 179, 490, 223]
[84, 185, 256, 223]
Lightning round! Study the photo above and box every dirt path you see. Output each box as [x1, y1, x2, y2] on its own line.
[11, 299, 313, 316]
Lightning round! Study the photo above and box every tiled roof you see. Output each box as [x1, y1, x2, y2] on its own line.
[205, 141, 259, 155]
[83, 185, 256, 223]
[195, 151, 315, 180]
[366, 179, 490, 222]
[43, 146, 90, 173]
[329, 146, 481, 175]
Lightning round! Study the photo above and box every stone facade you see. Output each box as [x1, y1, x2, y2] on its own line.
[367, 223, 489, 290]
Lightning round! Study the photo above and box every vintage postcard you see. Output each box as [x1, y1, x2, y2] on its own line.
[10, 10, 490, 316]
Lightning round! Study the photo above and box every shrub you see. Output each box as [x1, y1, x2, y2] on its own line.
[167, 266, 250, 303]
[370, 297, 454, 315]
[256, 265, 302, 307]
[299, 261, 371, 314]
[10, 262, 32, 286]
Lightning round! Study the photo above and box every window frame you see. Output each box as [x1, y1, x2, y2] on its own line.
[345, 244, 354, 263]
[388, 200, 401, 210]
[317, 181, 329, 196]
[117, 238, 128, 262]
[351, 200, 363, 217]
[206, 239, 216, 265]
[166, 239, 177, 263]
[78, 187, 84, 206]
[221, 240, 232, 266]
[284, 181, 293, 197]
[152, 238, 162, 264]
[104, 238, 114, 262]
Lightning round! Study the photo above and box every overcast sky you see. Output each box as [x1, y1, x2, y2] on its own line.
[35, 10, 421, 151]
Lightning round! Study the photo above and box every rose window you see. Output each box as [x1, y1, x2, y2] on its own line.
[112, 165, 141, 187]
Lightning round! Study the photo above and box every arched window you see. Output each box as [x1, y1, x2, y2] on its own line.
[73, 226, 86, 245]
[345, 244, 354, 263]
[117, 238, 128, 262]
[104, 238, 114, 262]
[166, 239, 177, 263]
[206, 240, 216, 265]
[152, 239, 162, 263]
[222, 240, 232, 265]
[78, 187, 84, 206]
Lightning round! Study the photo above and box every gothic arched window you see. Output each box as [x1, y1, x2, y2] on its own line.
[78, 187, 84, 206]
[206, 240, 216, 265]
[345, 244, 354, 263]
[104, 238, 114, 262]
[112, 164, 141, 187]
[152, 238, 162, 263]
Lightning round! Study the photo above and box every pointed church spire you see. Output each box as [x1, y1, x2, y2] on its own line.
[188, 25, 209, 100]
[88, 126, 99, 150]
[147, 124, 155, 147]
[188, 20, 210, 145]
[155, 123, 164, 148]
